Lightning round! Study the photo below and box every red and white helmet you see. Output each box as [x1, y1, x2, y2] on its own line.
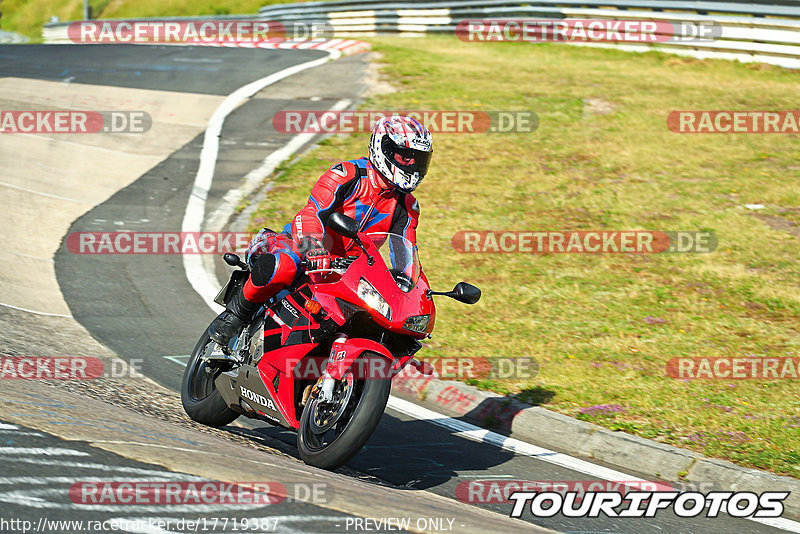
[369, 115, 433, 193]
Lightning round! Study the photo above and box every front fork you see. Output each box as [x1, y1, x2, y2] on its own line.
[307, 333, 434, 404]
[311, 333, 349, 403]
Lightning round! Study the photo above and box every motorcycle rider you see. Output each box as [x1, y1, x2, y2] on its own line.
[208, 115, 434, 346]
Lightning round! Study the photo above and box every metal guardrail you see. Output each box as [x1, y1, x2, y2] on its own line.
[254, 0, 800, 68]
[40, 0, 800, 68]
[258, 0, 800, 18]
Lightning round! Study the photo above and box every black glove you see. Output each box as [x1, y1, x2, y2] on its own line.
[298, 236, 330, 270]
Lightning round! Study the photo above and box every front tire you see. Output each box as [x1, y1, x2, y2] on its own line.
[297, 353, 391, 470]
[181, 329, 239, 427]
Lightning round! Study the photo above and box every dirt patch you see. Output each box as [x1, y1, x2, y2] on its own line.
[753, 213, 800, 237]
[582, 97, 616, 116]
[361, 52, 397, 98]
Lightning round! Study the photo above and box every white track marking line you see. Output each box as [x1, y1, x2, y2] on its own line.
[10, 457, 200, 476]
[204, 97, 352, 232]
[0, 447, 89, 456]
[0, 180, 90, 204]
[389, 397, 643, 482]
[175, 48, 800, 534]
[0, 476, 192, 485]
[0, 487, 270, 512]
[16, 252, 51, 261]
[162, 355, 191, 366]
[0, 301, 73, 318]
[181, 50, 340, 311]
[387, 397, 800, 533]
[0, 430, 43, 437]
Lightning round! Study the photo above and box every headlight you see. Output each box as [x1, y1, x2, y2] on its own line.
[357, 278, 392, 320]
[403, 314, 430, 333]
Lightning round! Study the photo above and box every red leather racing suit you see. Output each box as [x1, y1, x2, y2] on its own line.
[242, 157, 420, 303]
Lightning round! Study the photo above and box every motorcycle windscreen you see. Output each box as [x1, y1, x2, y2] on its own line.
[365, 232, 421, 293]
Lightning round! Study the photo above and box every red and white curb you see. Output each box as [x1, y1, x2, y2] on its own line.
[192, 38, 370, 55]
[42, 32, 370, 56]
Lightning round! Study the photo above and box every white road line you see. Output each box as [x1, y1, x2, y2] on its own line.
[387, 397, 800, 533]
[15, 252, 51, 261]
[0, 430, 43, 437]
[0, 447, 89, 456]
[0, 487, 265, 512]
[204, 97, 352, 234]
[197, 98, 352, 287]
[389, 397, 645, 481]
[0, 301, 73, 318]
[0, 476, 190, 485]
[0, 180, 90, 204]
[162, 355, 191, 366]
[0, 423, 18, 430]
[181, 50, 341, 311]
[10, 457, 201, 476]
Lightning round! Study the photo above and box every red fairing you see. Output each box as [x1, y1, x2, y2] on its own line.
[309, 238, 436, 338]
[258, 343, 317, 428]
[325, 338, 394, 381]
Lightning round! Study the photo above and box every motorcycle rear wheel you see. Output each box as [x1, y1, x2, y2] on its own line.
[297, 353, 391, 470]
[180, 329, 239, 427]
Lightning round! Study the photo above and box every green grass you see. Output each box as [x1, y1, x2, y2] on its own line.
[247, 37, 800, 477]
[0, 0, 315, 41]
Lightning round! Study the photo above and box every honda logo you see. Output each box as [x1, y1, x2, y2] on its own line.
[240, 386, 277, 411]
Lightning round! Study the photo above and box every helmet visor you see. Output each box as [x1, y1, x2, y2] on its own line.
[382, 137, 432, 178]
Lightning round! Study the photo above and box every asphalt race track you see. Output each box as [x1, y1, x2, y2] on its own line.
[0, 418, 356, 534]
[1, 43, 795, 533]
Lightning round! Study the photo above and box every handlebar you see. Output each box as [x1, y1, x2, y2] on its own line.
[332, 255, 359, 269]
[226, 252, 358, 273]
[301, 255, 359, 272]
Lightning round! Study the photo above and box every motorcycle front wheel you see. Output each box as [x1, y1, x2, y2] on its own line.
[297, 353, 391, 470]
[180, 329, 239, 427]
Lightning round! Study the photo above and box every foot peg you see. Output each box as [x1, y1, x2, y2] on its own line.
[202, 344, 239, 363]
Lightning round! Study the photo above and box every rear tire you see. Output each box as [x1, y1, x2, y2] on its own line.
[297, 353, 391, 470]
[181, 329, 239, 427]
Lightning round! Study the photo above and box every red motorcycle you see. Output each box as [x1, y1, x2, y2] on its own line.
[181, 213, 481, 470]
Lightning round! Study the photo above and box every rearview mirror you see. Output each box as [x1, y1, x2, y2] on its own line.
[450, 282, 481, 304]
[328, 212, 360, 240]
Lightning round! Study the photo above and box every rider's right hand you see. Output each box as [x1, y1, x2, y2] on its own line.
[298, 236, 331, 270]
[305, 248, 332, 271]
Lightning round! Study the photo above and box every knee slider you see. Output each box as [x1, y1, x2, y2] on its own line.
[250, 254, 277, 287]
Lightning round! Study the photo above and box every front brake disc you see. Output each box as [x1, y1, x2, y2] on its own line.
[308, 372, 355, 434]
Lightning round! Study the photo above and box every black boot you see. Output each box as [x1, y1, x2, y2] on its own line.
[208, 289, 261, 346]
